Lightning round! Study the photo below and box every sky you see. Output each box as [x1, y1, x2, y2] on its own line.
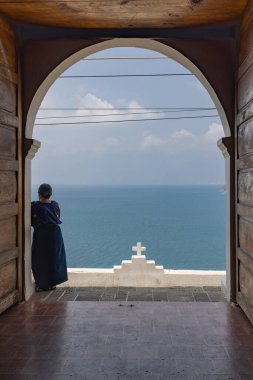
[32, 47, 225, 186]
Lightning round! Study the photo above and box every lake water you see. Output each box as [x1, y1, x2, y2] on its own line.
[31, 185, 226, 270]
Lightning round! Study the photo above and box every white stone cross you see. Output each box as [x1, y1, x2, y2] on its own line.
[132, 242, 146, 256]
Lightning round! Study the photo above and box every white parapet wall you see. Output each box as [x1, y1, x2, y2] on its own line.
[64, 255, 226, 288]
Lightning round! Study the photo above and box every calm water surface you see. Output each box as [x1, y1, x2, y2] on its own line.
[32, 185, 226, 270]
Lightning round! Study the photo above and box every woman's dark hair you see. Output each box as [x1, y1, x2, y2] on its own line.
[38, 183, 52, 199]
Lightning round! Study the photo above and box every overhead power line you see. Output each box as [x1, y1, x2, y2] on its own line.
[37, 111, 170, 120]
[39, 107, 216, 111]
[36, 109, 217, 120]
[35, 114, 219, 126]
[81, 56, 170, 61]
[59, 73, 193, 79]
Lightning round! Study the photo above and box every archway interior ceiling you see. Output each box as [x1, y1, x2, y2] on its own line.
[0, 0, 248, 29]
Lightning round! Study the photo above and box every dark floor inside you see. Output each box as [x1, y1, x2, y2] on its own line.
[0, 298, 253, 379]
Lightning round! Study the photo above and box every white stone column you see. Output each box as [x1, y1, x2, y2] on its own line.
[24, 139, 41, 300]
[217, 137, 231, 301]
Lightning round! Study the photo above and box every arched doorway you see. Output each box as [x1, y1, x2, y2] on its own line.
[24, 39, 232, 300]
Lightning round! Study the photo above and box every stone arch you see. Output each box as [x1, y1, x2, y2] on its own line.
[26, 38, 230, 138]
[24, 38, 232, 299]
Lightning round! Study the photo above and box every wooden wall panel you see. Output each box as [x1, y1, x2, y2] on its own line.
[0, 248, 18, 267]
[0, 19, 16, 85]
[0, 77, 16, 113]
[0, 203, 18, 220]
[239, 263, 253, 303]
[239, 218, 253, 256]
[237, 0, 253, 325]
[238, 118, 253, 157]
[238, 63, 253, 111]
[239, 0, 253, 65]
[0, 30, 16, 70]
[0, 126, 16, 159]
[0, 15, 20, 314]
[0, 172, 16, 204]
[0, 261, 16, 299]
[0, 290, 18, 315]
[0, 217, 16, 253]
[237, 153, 253, 171]
[238, 170, 253, 205]
[238, 248, 253, 278]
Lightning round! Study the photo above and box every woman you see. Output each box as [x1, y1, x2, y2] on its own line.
[31, 183, 68, 291]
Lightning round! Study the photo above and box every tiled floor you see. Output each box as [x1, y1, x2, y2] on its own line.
[0, 301, 253, 379]
[30, 286, 226, 302]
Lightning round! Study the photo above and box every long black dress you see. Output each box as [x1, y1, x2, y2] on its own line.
[31, 200, 68, 289]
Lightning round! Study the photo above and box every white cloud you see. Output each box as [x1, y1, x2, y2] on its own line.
[77, 95, 163, 124]
[204, 123, 224, 142]
[127, 100, 142, 109]
[36, 92, 69, 124]
[141, 129, 198, 154]
[37, 93, 163, 127]
[127, 100, 165, 120]
[170, 129, 197, 142]
[140, 124, 224, 155]
[141, 134, 167, 150]
[76, 93, 114, 116]
[169, 129, 198, 154]
[93, 136, 123, 154]
[36, 93, 115, 127]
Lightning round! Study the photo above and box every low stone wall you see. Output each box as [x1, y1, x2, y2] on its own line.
[65, 255, 225, 288]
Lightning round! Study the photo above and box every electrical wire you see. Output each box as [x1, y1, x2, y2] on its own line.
[36, 109, 217, 120]
[35, 114, 219, 126]
[39, 107, 216, 111]
[59, 73, 193, 78]
[81, 57, 170, 61]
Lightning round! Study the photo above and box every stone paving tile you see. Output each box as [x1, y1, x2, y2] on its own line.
[119, 286, 137, 291]
[193, 292, 210, 302]
[76, 294, 101, 301]
[153, 290, 168, 301]
[102, 287, 118, 298]
[128, 290, 153, 301]
[201, 375, 240, 380]
[115, 289, 128, 301]
[76, 293, 102, 301]
[100, 293, 116, 301]
[184, 286, 206, 292]
[75, 286, 105, 292]
[28, 290, 52, 301]
[208, 293, 227, 302]
[30, 286, 226, 303]
[44, 290, 65, 301]
[59, 291, 78, 301]
[203, 286, 223, 291]
[167, 295, 195, 302]
[153, 293, 168, 302]
[167, 286, 193, 293]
